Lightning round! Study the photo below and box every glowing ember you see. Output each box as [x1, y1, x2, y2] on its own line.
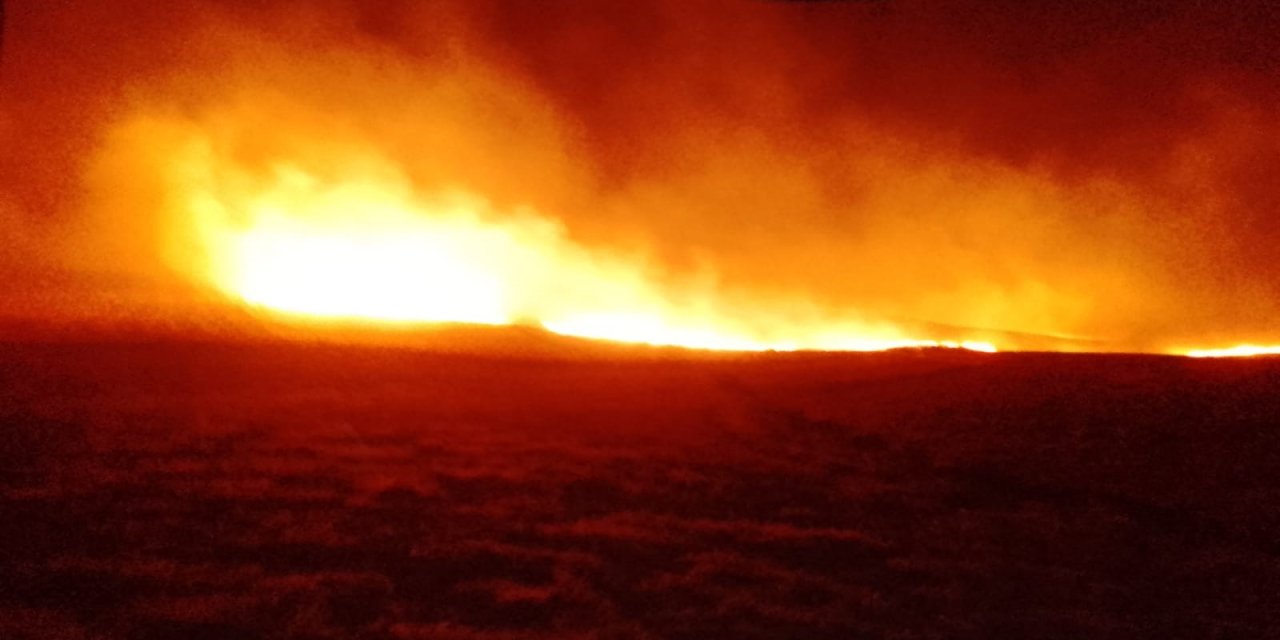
[1184, 345, 1280, 358]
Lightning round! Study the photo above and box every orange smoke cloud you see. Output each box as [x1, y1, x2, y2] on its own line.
[1, 0, 1277, 352]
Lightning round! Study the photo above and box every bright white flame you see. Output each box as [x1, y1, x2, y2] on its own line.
[230, 220, 509, 325]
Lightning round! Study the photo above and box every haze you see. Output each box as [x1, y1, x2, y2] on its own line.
[1, 1, 1277, 352]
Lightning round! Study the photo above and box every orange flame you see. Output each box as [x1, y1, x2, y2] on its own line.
[15, 2, 1280, 356]
[1184, 345, 1280, 358]
[148, 128, 996, 353]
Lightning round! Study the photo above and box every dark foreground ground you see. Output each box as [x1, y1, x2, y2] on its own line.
[1, 338, 1278, 639]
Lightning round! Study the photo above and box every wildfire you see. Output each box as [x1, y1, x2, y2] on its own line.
[210, 174, 512, 326]
[1184, 345, 1280, 358]
[176, 152, 996, 353]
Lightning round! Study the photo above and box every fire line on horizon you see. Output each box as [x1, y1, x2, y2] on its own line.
[1, 1, 1277, 354]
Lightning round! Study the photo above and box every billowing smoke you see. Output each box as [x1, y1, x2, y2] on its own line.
[1, 0, 1277, 350]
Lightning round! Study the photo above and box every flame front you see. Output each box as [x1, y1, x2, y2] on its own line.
[166, 137, 995, 353]
[18, 1, 1280, 356]
[1184, 345, 1280, 358]
[211, 172, 513, 326]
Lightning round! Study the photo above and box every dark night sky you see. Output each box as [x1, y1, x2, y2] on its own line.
[0, 0, 1277, 349]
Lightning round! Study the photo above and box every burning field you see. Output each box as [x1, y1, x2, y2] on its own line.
[3, 0, 1280, 353]
[2, 1, 1280, 637]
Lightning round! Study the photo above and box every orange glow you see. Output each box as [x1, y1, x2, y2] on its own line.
[8, 2, 1280, 355]
[1184, 345, 1280, 358]
[209, 180, 995, 352]
[158, 134, 997, 353]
